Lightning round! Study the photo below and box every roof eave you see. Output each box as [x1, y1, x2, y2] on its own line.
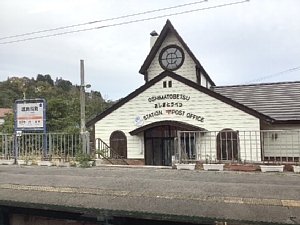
[271, 120, 300, 125]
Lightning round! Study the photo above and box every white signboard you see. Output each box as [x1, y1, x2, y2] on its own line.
[17, 102, 44, 128]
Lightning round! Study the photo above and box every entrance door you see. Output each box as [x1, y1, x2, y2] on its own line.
[163, 139, 173, 166]
[144, 125, 198, 166]
[153, 139, 163, 165]
[145, 138, 173, 166]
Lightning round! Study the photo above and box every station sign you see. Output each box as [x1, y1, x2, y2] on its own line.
[16, 102, 44, 128]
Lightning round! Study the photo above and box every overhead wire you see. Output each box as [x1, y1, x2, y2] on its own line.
[243, 66, 300, 84]
[0, 0, 249, 45]
[0, 0, 208, 41]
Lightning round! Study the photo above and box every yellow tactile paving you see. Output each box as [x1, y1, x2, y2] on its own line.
[1, 183, 300, 208]
[223, 197, 243, 204]
[282, 200, 300, 207]
[243, 197, 282, 206]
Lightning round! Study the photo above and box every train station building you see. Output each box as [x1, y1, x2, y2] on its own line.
[87, 20, 300, 166]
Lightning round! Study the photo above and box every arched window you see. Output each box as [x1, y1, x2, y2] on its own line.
[216, 129, 238, 161]
[110, 131, 127, 159]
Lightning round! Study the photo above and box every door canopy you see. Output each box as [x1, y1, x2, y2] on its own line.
[129, 120, 205, 135]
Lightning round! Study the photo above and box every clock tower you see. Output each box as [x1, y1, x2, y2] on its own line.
[139, 20, 215, 89]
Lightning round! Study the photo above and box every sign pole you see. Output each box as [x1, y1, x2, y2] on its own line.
[42, 99, 47, 158]
[13, 102, 18, 164]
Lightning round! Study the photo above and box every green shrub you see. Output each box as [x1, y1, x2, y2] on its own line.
[75, 152, 93, 168]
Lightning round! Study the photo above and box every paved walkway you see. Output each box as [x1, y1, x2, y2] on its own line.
[2, 183, 300, 208]
[0, 165, 300, 224]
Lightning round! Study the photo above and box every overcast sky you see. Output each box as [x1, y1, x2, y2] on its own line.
[1, 0, 299, 101]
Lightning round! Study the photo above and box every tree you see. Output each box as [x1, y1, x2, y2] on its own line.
[36, 74, 54, 86]
[46, 96, 80, 132]
[44, 75, 54, 86]
[55, 77, 72, 92]
[0, 112, 14, 133]
[0, 78, 23, 107]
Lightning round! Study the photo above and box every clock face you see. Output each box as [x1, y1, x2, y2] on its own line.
[159, 45, 184, 71]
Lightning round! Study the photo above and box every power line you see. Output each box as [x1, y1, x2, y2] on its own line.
[0, 0, 249, 45]
[243, 66, 300, 84]
[0, 0, 208, 41]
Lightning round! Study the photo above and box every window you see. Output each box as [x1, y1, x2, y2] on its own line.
[110, 131, 127, 159]
[163, 81, 172, 88]
[163, 81, 167, 88]
[159, 45, 185, 71]
[216, 129, 238, 161]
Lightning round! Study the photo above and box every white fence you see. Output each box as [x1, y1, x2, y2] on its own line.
[176, 130, 300, 164]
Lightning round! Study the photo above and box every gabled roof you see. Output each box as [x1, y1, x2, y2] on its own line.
[139, 20, 215, 86]
[86, 71, 274, 127]
[212, 81, 300, 123]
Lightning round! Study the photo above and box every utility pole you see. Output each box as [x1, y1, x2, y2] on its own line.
[79, 60, 91, 154]
[80, 59, 86, 134]
[80, 59, 87, 154]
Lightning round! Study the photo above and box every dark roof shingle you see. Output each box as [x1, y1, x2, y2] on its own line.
[212, 81, 300, 122]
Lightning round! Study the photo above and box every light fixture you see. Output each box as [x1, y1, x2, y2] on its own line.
[83, 83, 91, 88]
[271, 133, 278, 140]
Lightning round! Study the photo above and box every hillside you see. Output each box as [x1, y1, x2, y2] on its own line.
[0, 74, 117, 133]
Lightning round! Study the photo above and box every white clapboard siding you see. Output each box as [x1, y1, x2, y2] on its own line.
[259, 124, 300, 159]
[262, 132, 300, 159]
[95, 75, 260, 159]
